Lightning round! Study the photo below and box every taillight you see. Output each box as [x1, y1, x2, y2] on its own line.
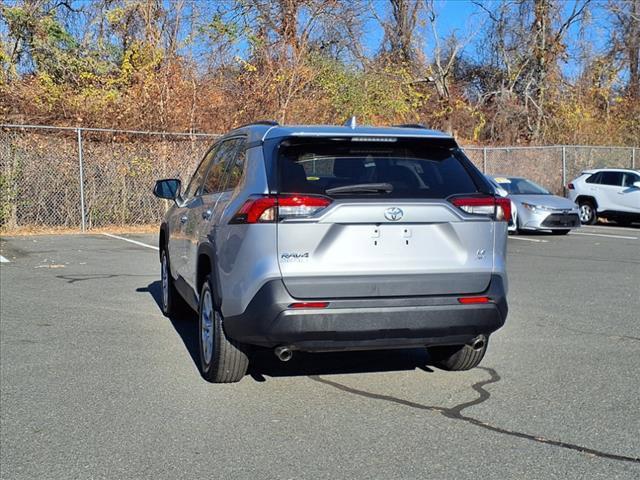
[277, 194, 332, 220]
[495, 197, 512, 222]
[230, 196, 278, 223]
[230, 194, 332, 224]
[451, 196, 511, 222]
[567, 183, 575, 190]
[458, 296, 490, 304]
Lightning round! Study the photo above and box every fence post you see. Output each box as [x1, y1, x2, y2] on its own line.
[77, 128, 86, 232]
[561, 146, 567, 195]
[633, 148, 636, 169]
[482, 147, 487, 174]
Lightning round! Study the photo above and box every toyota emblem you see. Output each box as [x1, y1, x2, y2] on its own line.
[384, 207, 404, 221]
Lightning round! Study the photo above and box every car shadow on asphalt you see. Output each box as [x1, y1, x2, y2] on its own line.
[247, 348, 433, 381]
[138, 281, 200, 367]
[139, 281, 435, 381]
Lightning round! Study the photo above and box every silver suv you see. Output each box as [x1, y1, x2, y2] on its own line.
[153, 121, 510, 383]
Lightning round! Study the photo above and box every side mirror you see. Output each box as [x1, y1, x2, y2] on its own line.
[153, 179, 181, 201]
[633, 181, 640, 189]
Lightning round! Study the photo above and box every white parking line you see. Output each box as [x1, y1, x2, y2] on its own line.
[581, 225, 640, 233]
[569, 232, 637, 240]
[0, 255, 10, 263]
[508, 236, 548, 243]
[101, 233, 159, 251]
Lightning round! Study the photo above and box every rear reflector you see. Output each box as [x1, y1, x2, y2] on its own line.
[451, 196, 511, 222]
[458, 296, 490, 304]
[230, 194, 332, 224]
[567, 183, 575, 190]
[289, 302, 329, 309]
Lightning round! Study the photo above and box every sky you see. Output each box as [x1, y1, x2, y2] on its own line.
[362, 0, 481, 58]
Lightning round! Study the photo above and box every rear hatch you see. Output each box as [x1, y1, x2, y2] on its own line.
[271, 136, 505, 299]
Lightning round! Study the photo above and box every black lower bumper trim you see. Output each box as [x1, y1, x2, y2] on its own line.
[224, 275, 507, 351]
[541, 213, 580, 228]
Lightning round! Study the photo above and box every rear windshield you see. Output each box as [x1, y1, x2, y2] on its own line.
[277, 138, 480, 199]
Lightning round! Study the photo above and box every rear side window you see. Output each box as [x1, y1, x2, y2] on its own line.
[277, 138, 479, 199]
[221, 139, 246, 191]
[586, 173, 602, 184]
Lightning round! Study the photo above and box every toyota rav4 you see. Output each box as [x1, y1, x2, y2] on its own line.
[567, 168, 640, 225]
[153, 120, 510, 383]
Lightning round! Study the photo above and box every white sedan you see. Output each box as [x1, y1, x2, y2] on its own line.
[488, 176, 581, 235]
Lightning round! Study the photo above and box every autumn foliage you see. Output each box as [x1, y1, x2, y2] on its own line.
[1, 0, 639, 145]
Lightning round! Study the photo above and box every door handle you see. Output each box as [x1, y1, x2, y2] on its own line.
[180, 215, 188, 224]
[202, 209, 212, 220]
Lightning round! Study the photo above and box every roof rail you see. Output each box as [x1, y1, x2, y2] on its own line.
[235, 120, 279, 129]
[393, 123, 427, 129]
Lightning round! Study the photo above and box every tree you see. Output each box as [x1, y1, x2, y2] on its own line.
[471, 0, 591, 142]
[377, 0, 421, 67]
[608, 0, 640, 99]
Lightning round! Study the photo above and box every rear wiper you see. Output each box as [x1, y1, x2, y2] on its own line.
[326, 183, 394, 195]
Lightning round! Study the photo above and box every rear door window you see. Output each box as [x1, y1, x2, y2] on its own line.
[201, 138, 242, 195]
[622, 172, 640, 187]
[600, 171, 623, 186]
[183, 147, 216, 199]
[277, 138, 479, 198]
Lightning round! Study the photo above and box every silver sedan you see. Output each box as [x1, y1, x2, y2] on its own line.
[488, 176, 581, 235]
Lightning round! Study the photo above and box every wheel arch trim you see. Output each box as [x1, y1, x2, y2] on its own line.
[197, 242, 222, 309]
[575, 195, 598, 209]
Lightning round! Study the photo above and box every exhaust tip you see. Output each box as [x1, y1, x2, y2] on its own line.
[274, 346, 293, 362]
[469, 335, 486, 351]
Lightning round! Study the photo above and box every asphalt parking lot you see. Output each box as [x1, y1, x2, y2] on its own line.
[1, 226, 639, 479]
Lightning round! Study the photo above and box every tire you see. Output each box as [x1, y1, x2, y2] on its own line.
[428, 340, 488, 371]
[551, 229, 570, 235]
[508, 206, 518, 234]
[514, 215, 529, 235]
[198, 276, 249, 383]
[160, 249, 186, 317]
[578, 200, 596, 225]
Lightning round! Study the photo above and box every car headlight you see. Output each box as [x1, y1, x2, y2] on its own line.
[521, 202, 553, 212]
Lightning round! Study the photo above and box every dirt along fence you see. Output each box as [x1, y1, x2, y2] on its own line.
[0, 124, 637, 233]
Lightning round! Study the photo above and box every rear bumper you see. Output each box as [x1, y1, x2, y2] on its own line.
[224, 275, 508, 352]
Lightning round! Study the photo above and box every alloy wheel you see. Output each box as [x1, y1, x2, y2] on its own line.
[201, 290, 215, 366]
[579, 204, 593, 223]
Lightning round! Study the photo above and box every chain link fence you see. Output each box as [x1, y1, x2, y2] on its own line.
[1, 124, 637, 232]
[464, 146, 637, 196]
[1, 125, 217, 231]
